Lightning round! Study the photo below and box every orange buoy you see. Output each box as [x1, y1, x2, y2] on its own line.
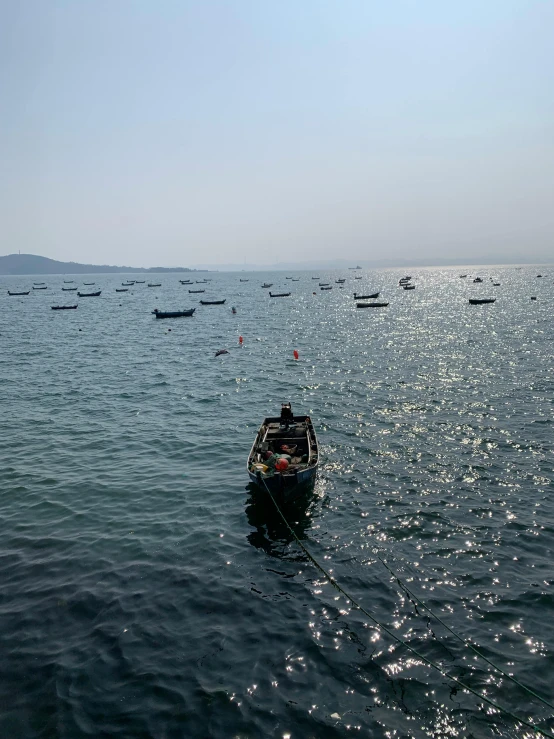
[293, 350, 299, 360]
[275, 457, 289, 471]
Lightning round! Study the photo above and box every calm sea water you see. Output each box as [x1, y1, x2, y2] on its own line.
[1, 267, 553, 738]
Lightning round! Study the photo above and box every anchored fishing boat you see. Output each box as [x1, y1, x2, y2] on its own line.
[77, 290, 101, 297]
[8, 291, 30, 296]
[62, 287, 78, 291]
[152, 308, 195, 318]
[51, 305, 78, 310]
[354, 292, 379, 299]
[189, 289, 205, 293]
[357, 302, 389, 308]
[469, 298, 495, 305]
[200, 299, 226, 305]
[247, 404, 319, 500]
[269, 292, 291, 297]
[262, 283, 273, 288]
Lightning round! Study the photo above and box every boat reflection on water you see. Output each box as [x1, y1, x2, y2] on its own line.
[244, 482, 320, 557]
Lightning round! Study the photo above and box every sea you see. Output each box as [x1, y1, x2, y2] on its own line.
[1, 266, 552, 739]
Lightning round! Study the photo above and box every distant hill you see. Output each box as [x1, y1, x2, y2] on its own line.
[0, 254, 199, 275]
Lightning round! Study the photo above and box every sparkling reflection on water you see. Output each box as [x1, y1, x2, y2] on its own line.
[1, 266, 553, 738]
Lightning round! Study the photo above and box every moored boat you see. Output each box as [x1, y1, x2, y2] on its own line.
[320, 286, 332, 290]
[152, 308, 195, 318]
[135, 281, 146, 283]
[469, 298, 495, 304]
[148, 283, 161, 287]
[189, 289, 205, 293]
[269, 292, 291, 297]
[77, 290, 101, 297]
[200, 299, 226, 305]
[8, 291, 30, 296]
[62, 287, 78, 291]
[116, 288, 129, 292]
[473, 277, 483, 283]
[51, 305, 78, 310]
[240, 279, 249, 282]
[247, 404, 319, 500]
[403, 284, 416, 290]
[354, 292, 379, 299]
[356, 302, 389, 308]
[262, 283, 273, 288]
[32, 286, 47, 290]
[83, 282, 95, 285]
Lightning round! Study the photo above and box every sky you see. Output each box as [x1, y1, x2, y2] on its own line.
[1, 0, 553, 267]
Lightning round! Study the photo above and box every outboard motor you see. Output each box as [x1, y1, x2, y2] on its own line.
[280, 402, 294, 430]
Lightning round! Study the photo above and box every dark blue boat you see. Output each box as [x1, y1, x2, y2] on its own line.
[247, 404, 319, 501]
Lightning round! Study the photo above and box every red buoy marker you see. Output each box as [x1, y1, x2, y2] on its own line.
[239, 335, 243, 345]
[293, 349, 299, 360]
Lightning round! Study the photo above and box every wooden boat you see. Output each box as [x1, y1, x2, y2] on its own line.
[32, 286, 47, 290]
[200, 299, 226, 305]
[116, 288, 129, 292]
[77, 290, 101, 297]
[531, 297, 537, 301]
[469, 298, 495, 305]
[354, 292, 379, 299]
[403, 285, 416, 290]
[63, 280, 74, 283]
[473, 277, 483, 283]
[83, 282, 95, 285]
[196, 280, 208, 284]
[335, 279, 346, 283]
[148, 283, 161, 287]
[122, 282, 134, 286]
[189, 289, 205, 293]
[355, 276, 362, 279]
[135, 280, 146, 283]
[152, 308, 195, 318]
[286, 277, 292, 279]
[459, 274, 468, 278]
[240, 279, 249, 282]
[247, 404, 319, 499]
[320, 286, 332, 290]
[62, 287, 78, 291]
[51, 305, 78, 310]
[319, 282, 330, 286]
[357, 302, 389, 308]
[292, 278, 299, 281]
[33, 282, 45, 285]
[269, 292, 291, 297]
[312, 277, 320, 279]
[493, 283, 500, 286]
[8, 291, 30, 296]
[262, 283, 273, 288]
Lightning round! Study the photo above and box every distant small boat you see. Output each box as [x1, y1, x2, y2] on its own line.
[51, 305, 78, 310]
[63, 280, 74, 283]
[33, 282, 45, 285]
[320, 286, 332, 290]
[531, 296, 537, 301]
[8, 290, 30, 296]
[152, 308, 195, 318]
[354, 276, 362, 279]
[354, 292, 379, 300]
[312, 277, 320, 279]
[286, 277, 292, 279]
[240, 279, 249, 282]
[83, 282, 95, 285]
[335, 279, 346, 283]
[62, 287, 78, 291]
[292, 278, 300, 281]
[357, 302, 389, 308]
[148, 283, 161, 287]
[200, 299, 226, 305]
[116, 288, 129, 292]
[196, 280, 208, 284]
[348, 266, 362, 270]
[32, 286, 47, 290]
[473, 277, 483, 283]
[469, 298, 495, 305]
[122, 282, 134, 286]
[537, 275, 543, 278]
[269, 292, 291, 297]
[459, 274, 468, 278]
[135, 281, 146, 283]
[319, 282, 330, 286]
[403, 285, 416, 290]
[189, 289, 205, 293]
[492, 283, 501, 286]
[77, 290, 101, 297]
[262, 283, 273, 288]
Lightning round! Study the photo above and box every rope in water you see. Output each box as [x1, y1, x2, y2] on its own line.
[376, 555, 554, 712]
[258, 475, 554, 738]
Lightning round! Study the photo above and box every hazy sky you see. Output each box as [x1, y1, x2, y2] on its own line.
[1, 1, 553, 267]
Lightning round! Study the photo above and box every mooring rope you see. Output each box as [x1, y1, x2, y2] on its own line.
[257, 475, 554, 738]
[377, 554, 554, 712]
